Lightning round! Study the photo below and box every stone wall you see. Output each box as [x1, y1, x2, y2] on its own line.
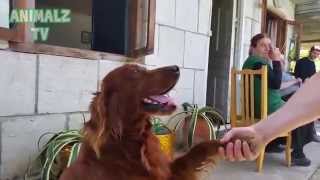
[146, 0, 212, 106]
[0, 0, 213, 179]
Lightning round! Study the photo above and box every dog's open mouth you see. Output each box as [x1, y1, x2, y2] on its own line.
[142, 93, 176, 112]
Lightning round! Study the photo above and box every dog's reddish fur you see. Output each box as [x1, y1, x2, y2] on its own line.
[60, 64, 222, 180]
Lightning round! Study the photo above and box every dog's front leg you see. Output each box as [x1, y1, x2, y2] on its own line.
[169, 140, 222, 180]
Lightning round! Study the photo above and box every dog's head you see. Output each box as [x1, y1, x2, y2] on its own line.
[100, 64, 180, 116]
[85, 64, 179, 157]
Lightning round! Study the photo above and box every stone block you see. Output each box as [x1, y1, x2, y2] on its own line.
[0, 51, 36, 116]
[38, 55, 98, 113]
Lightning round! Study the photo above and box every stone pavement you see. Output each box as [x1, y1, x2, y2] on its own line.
[210, 142, 320, 180]
[208, 122, 320, 180]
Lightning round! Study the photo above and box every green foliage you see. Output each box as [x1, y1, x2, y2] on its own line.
[25, 130, 83, 180]
[168, 103, 226, 148]
[151, 117, 171, 135]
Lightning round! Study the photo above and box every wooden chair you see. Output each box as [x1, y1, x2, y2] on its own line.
[230, 66, 292, 172]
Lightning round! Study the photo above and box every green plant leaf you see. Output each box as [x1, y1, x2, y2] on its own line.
[45, 136, 81, 160]
[203, 110, 228, 137]
[25, 130, 83, 180]
[38, 130, 82, 180]
[198, 107, 222, 117]
[200, 109, 224, 123]
[182, 102, 193, 111]
[42, 140, 79, 180]
[200, 113, 216, 140]
[166, 111, 190, 132]
[37, 132, 56, 151]
[172, 118, 186, 132]
[151, 117, 172, 134]
[67, 143, 81, 167]
[188, 105, 199, 148]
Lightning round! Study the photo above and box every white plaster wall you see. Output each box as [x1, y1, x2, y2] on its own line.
[146, 0, 212, 107]
[38, 55, 98, 113]
[0, 115, 66, 179]
[0, 52, 37, 116]
[0, 0, 214, 178]
[238, 0, 263, 68]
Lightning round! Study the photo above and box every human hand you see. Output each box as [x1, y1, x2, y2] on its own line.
[218, 126, 265, 161]
[269, 47, 282, 61]
[296, 78, 302, 86]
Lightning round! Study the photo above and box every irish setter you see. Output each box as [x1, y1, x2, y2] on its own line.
[60, 64, 222, 180]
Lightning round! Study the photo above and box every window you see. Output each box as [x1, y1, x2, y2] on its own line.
[261, 0, 302, 62]
[266, 11, 287, 52]
[92, 0, 155, 57]
[0, 0, 156, 58]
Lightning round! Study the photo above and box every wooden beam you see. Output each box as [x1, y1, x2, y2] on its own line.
[128, 0, 139, 57]
[296, 23, 303, 60]
[13, 0, 29, 42]
[128, 0, 156, 58]
[146, 0, 156, 54]
[301, 39, 320, 43]
[0, 28, 17, 41]
[261, 0, 267, 33]
[9, 42, 138, 62]
[0, 0, 34, 42]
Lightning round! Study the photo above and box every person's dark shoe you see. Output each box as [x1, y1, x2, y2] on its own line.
[292, 157, 311, 167]
[265, 145, 285, 153]
[312, 134, 320, 143]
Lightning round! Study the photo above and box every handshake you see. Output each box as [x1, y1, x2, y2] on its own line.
[218, 126, 265, 161]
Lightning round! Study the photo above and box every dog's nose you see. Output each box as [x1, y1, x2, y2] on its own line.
[169, 65, 180, 73]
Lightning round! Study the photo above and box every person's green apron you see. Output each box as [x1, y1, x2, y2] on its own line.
[242, 55, 285, 118]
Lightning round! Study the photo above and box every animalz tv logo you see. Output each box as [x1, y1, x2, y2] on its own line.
[10, 9, 71, 41]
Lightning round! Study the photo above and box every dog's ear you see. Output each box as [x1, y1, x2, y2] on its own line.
[92, 89, 123, 156]
[105, 91, 123, 140]
[91, 91, 109, 158]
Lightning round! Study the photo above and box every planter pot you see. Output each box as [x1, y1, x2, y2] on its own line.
[156, 133, 175, 159]
[182, 116, 210, 146]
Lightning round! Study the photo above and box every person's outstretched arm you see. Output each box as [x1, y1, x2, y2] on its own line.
[219, 72, 320, 161]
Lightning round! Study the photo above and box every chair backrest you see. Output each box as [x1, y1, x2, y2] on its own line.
[230, 66, 268, 127]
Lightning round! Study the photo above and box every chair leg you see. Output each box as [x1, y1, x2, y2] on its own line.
[256, 146, 265, 172]
[285, 134, 292, 167]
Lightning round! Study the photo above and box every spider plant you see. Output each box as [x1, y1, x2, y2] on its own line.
[25, 129, 83, 180]
[151, 117, 171, 135]
[168, 102, 226, 149]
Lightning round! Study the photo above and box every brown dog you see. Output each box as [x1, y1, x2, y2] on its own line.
[60, 64, 222, 180]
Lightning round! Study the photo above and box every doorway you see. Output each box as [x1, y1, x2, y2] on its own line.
[206, 0, 235, 119]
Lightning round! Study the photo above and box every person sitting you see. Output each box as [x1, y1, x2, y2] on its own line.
[219, 71, 320, 163]
[241, 33, 312, 166]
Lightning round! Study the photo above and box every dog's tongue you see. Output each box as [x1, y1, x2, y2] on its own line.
[149, 95, 174, 104]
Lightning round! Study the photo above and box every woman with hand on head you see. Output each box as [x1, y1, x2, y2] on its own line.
[226, 33, 314, 166]
[218, 71, 320, 162]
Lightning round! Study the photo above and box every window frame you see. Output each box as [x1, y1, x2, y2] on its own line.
[128, 0, 156, 57]
[0, 0, 156, 60]
[261, 0, 267, 33]
[0, 0, 29, 42]
[261, 0, 302, 59]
